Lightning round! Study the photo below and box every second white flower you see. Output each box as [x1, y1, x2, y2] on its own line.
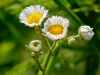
[42, 16, 69, 40]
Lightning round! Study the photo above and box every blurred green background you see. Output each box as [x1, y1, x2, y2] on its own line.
[0, 0, 100, 75]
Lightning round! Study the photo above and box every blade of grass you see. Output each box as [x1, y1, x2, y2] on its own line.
[53, 0, 83, 28]
[0, 10, 26, 45]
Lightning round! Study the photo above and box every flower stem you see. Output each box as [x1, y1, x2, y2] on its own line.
[35, 26, 51, 50]
[43, 41, 56, 74]
[74, 35, 79, 39]
[45, 48, 60, 75]
[38, 41, 57, 75]
[38, 50, 52, 75]
[38, 38, 65, 75]
[33, 57, 44, 71]
[52, 38, 67, 54]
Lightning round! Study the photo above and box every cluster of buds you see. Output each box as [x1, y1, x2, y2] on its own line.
[68, 25, 94, 45]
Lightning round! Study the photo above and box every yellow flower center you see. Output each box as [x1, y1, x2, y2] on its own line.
[27, 12, 42, 24]
[48, 24, 64, 35]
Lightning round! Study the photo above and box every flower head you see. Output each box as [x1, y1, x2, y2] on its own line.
[42, 16, 69, 40]
[78, 25, 94, 40]
[29, 40, 42, 53]
[19, 5, 48, 27]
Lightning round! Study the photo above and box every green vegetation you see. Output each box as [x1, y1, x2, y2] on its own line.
[0, 0, 100, 75]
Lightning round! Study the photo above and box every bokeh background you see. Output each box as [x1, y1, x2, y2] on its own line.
[0, 0, 100, 75]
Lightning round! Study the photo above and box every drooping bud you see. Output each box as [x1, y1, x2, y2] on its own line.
[78, 25, 94, 41]
[29, 40, 42, 53]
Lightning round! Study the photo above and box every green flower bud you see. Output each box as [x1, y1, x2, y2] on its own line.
[68, 36, 76, 45]
[78, 25, 94, 41]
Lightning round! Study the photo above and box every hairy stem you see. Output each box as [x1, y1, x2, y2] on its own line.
[35, 26, 51, 50]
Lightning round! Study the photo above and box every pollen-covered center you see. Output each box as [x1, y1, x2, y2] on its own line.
[27, 12, 42, 24]
[33, 42, 39, 47]
[48, 24, 64, 35]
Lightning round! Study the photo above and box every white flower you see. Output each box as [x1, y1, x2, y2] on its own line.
[78, 25, 94, 40]
[42, 16, 69, 40]
[29, 40, 42, 53]
[19, 5, 48, 27]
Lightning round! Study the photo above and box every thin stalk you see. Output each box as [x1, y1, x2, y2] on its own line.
[43, 50, 52, 75]
[33, 57, 44, 71]
[52, 38, 67, 54]
[45, 48, 60, 75]
[38, 50, 52, 75]
[74, 35, 79, 39]
[43, 41, 57, 74]
[35, 26, 51, 50]
[38, 41, 57, 75]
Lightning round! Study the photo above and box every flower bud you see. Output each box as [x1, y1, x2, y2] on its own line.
[68, 36, 76, 45]
[78, 25, 94, 41]
[29, 40, 42, 53]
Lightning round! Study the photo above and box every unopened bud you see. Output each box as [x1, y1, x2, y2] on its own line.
[29, 40, 42, 53]
[78, 25, 94, 41]
[68, 36, 76, 45]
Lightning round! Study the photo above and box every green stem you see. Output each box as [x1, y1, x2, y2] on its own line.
[33, 57, 44, 71]
[52, 38, 67, 54]
[74, 35, 79, 39]
[45, 48, 60, 75]
[38, 46, 60, 75]
[38, 41, 57, 75]
[35, 26, 51, 50]
[38, 35, 79, 75]
[38, 38, 66, 75]
[38, 50, 52, 75]
[43, 51, 52, 75]
[43, 41, 56, 74]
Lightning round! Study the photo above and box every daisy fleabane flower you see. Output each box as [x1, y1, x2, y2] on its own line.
[42, 16, 69, 40]
[19, 5, 48, 27]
